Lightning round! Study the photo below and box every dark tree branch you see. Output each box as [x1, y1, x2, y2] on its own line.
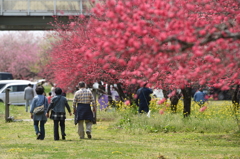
[159, 30, 240, 53]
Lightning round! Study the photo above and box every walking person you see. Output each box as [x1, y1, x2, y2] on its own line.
[47, 92, 52, 104]
[51, 84, 56, 97]
[24, 83, 35, 112]
[30, 85, 48, 140]
[136, 83, 153, 113]
[73, 81, 96, 139]
[46, 87, 72, 140]
[169, 90, 182, 113]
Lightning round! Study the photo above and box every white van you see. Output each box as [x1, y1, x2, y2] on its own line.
[0, 82, 37, 105]
[0, 80, 31, 90]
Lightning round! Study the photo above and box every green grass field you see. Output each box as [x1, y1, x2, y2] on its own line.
[0, 100, 240, 159]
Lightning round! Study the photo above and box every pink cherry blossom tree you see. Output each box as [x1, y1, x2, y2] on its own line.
[48, 0, 240, 116]
[45, 17, 133, 99]
[87, 0, 240, 117]
[0, 32, 41, 79]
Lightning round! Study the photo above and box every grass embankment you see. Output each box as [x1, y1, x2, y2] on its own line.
[0, 100, 239, 159]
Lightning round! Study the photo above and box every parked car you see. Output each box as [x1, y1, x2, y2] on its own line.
[0, 80, 31, 90]
[0, 82, 37, 105]
[0, 72, 13, 80]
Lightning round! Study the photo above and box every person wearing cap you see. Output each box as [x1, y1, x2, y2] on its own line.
[72, 81, 96, 139]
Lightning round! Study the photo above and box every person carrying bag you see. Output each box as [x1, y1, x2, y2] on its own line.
[33, 98, 45, 115]
[46, 87, 72, 140]
[30, 86, 48, 140]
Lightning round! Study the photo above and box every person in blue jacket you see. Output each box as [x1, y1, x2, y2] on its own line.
[136, 83, 153, 113]
[30, 85, 48, 140]
[193, 88, 206, 107]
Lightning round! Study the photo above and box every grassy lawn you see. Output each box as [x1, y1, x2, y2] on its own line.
[0, 101, 240, 159]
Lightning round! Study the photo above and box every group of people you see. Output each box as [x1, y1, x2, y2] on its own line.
[25, 80, 207, 140]
[135, 83, 207, 114]
[27, 81, 96, 141]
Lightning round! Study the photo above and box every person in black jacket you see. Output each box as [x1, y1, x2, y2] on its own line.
[46, 87, 72, 140]
[136, 83, 153, 113]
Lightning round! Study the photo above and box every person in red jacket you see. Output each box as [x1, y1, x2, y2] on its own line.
[47, 92, 52, 104]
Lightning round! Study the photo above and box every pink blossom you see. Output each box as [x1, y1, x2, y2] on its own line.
[168, 91, 176, 98]
[70, 22, 75, 27]
[157, 98, 166, 105]
[186, 4, 194, 10]
[205, 95, 210, 100]
[204, 55, 214, 62]
[214, 58, 221, 63]
[118, 59, 126, 66]
[159, 109, 164, 115]
[106, 11, 115, 19]
[199, 106, 207, 112]
[125, 100, 130, 105]
[131, 78, 137, 84]
[103, 63, 110, 70]
[221, 85, 230, 91]
[77, 64, 82, 69]
[133, 41, 141, 49]
[133, 94, 138, 99]
[194, 50, 203, 56]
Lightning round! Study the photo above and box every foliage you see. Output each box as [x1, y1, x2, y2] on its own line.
[0, 32, 41, 79]
[113, 99, 240, 133]
[88, 0, 240, 88]
[45, 0, 240, 117]
[45, 16, 129, 92]
[49, 0, 240, 89]
[0, 101, 240, 159]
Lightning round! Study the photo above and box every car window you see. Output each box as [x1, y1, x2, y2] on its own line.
[1, 84, 29, 93]
[4, 86, 18, 92]
[17, 85, 28, 92]
[0, 84, 6, 90]
[11, 86, 18, 92]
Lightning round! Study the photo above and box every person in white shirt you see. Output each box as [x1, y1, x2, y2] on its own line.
[51, 84, 56, 97]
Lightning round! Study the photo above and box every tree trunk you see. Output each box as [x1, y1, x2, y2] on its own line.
[92, 89, 97, 124]
[232, 85, 240, 113]
[181, 87, 192, 117]
[107, 84, 113, 106]
[170, 92, 181, 113]
[231, 85, 240, 131]
[162, 89, 169, 99]
[115, 83, 126, 102]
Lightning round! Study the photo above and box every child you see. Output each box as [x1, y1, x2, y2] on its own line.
[47, 92, 52, 104]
